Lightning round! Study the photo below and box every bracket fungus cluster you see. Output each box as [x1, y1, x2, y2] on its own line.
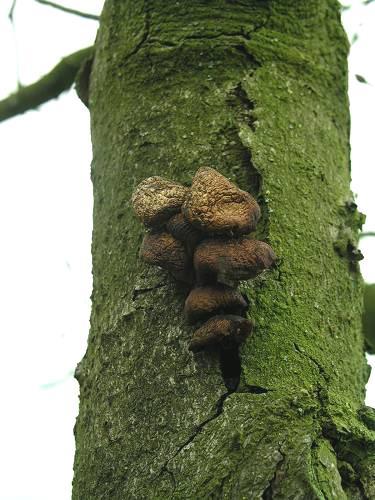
[132, 167, 276, 353]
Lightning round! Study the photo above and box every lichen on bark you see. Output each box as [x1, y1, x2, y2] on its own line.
[73, 1, 375, 498]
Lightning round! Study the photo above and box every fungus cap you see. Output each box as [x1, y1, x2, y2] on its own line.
[189, 315, 252, 352]
[184, 284, 248, 323]
[140, 231, 193, 283]
[132, 176, 189, 227]
[183, 167, 260, 235]
[194, 237, 276, 284]
[166, 212, 203, 247]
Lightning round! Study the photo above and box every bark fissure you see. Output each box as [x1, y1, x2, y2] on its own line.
[145, 4, 272, 50]
[132, 281, 167, 301]
[337, 459, 369, 500]
[159, 389, 232, 476]
[220, 347, 242, 391]
[123, 0, 151, 63]
[293, 342, 330, 383]
[228, 83, 257, 132]
[322, 429, 374, 499]
[261, 443, 286, 499]
[241, 385, 270, 394]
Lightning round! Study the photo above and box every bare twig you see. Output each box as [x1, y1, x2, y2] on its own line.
[8, 0, 17, 21]
[35, 0, 100, 20]
[0, 46, 94, 123]
[8, 0, 22, 89]
[360, 232, 375, 239]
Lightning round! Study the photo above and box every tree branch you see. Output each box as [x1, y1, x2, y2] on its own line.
[35, 0, 100, 20]
[0, 46, 93, 123]
[8, 0, 22, 89]
[8, 0, 17, 21]
[360, 232, 375, 239]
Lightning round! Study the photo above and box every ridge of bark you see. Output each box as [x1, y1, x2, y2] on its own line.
[123, 0, 151, 63]
[261, 442, 286, 499]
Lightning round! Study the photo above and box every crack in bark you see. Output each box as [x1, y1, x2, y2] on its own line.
[261, 442, 286, 499]
[323, 433, 370, 500]
[293, 342, 330, 382]
[123, 0, 151, 62]
[220, 346, 242, 390]
[230, 83, 257, 132]
[156, 386, 273, 486]
[178, 32, 254, 42]
[240, 385, 270, 394]
[172, 390, 231, 457]
[134, 3, 271, 61]
[132, 281, 167, 301]
[163, 465, 177, 495]
[307, 381, 371, 498]
[157, 389, 232, 481]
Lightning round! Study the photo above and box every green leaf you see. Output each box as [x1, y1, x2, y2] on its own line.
[355, 74, 368, 84]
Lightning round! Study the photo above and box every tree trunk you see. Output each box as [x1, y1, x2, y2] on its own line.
[73, 1, 375, 498]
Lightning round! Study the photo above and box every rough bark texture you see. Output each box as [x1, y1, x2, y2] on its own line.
[73, 1, 375, 498]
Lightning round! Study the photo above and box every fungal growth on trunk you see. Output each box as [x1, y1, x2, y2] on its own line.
[166, 212, 203, 248]
[194, 237, 276, 285]
[183, 166, 261, 235]
[184, 285, 248, 323]
[132, 176, 189, 227]
[140, 231, 193, 284]
[189, 315, 253, 353]
[131, 167, 276, 354]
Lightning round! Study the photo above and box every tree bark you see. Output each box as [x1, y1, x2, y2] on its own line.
[73, 1, 375, 498]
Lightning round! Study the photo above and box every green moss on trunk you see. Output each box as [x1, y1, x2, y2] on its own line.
[73, 1, 375, 498]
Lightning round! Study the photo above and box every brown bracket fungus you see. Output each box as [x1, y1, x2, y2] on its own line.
[183, 167, 261, 235]
[194, 237, 276, 284]
[184, 284, 248, 323]
[131, 166, 276, 359]
[132, 176, 189, 227]
[140, 231, 193, 283]
[189, 315, 253, 353]
[166, 212, 204, 248]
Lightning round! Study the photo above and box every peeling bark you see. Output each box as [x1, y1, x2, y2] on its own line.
[73, 1, 375, 498]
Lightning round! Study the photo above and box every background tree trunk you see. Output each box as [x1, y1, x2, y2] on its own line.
[73, 1, 375, 497]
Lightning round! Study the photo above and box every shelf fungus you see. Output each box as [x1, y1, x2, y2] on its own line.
[132, 167, 276, 355]
[189, 315, 253, 353]
[184, 285, 248, 323]
[140, 231, 193, 283]
[166, 212, 203, 248]
[132, 176, 189, 227]
[194, 237, 276, 285]
[183, 167, 260, 235]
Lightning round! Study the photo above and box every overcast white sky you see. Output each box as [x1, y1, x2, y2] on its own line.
[0, 1, 374, 499]
[0, 1, 101, 499]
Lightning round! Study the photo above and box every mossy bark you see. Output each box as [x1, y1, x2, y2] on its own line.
[73, 1, 375, 498]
